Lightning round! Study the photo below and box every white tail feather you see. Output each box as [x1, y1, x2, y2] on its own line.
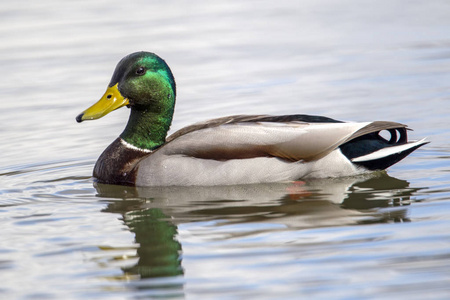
[351, 138, 428, 163]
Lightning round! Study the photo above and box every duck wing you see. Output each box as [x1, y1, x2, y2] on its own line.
[164, 114, 412, 163]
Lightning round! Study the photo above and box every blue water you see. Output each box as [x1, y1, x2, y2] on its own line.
[1, 1, 449, 299]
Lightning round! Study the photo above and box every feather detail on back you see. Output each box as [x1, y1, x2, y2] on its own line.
[166, 114, 343, 142]
[164, 116, 408, 162]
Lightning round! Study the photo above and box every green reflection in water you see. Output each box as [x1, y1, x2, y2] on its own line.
[102, 196, 184, 281]
[122, 208, 183, 279]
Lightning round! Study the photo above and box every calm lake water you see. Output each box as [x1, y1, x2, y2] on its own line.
[1, 0, 450, 299]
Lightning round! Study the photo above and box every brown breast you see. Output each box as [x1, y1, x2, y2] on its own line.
[93, 138, 151, 186]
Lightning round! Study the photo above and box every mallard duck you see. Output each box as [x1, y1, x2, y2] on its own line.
[76, 51, 427, 186]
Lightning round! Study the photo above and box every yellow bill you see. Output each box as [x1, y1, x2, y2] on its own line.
[76, 83, 129, 123]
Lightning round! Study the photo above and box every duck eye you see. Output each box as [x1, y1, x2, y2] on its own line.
[136, 67, 146, 75]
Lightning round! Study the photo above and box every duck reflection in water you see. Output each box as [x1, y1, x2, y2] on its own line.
[98, 173, 420, 284]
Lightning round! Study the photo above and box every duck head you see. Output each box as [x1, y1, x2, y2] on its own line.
[76, 52, 176, 150]
[76, 51, 176, 123]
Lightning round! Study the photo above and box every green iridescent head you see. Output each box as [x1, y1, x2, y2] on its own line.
[110, 51, 176, 108]
[76, 52, 177, 150]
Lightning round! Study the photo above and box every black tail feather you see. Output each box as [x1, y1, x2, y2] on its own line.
[340, 128, 426, 170]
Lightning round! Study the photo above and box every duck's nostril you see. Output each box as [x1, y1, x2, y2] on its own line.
[106, 94, 112, 99]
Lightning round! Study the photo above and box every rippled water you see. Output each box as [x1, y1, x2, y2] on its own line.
[1, 0, 450, 299]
